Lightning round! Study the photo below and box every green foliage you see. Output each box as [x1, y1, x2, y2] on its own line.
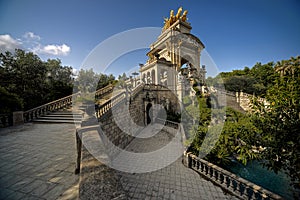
[208, 62, 276, 96]
[251, 57, 300, 193]
[0, 49, 74, 112]
[182, 96, 192, 105]
[97, 73, 115, 89]
[44, 58, 73, 101]
[73, 68, 115, 93]
[189, 107, 260, 166]
[0, 86, 23, 113]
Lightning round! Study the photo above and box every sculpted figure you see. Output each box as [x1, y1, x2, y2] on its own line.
[163, 10, 174, 30]
[163, 8, 188, 31]
[181, 10, 188, 22]
[175, 7, 183, 21]
[169, 10, 175, 25]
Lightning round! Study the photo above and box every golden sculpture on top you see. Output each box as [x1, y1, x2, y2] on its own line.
[163, 7, 188, 31]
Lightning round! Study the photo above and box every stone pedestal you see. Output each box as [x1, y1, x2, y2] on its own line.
[13, 111, 24, 126]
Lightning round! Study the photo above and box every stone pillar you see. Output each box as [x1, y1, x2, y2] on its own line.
[183, 151, 192, 168]
[13, 111, 24, 126]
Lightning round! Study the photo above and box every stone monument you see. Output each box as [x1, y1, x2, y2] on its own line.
[139, 7, 207, 101]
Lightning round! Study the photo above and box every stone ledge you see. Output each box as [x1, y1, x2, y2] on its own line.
[79, 145, 128, 200]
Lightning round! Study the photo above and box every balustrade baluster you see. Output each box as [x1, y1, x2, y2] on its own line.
[199, 162, 203, 172]
[209, 166, 213, 177]
[237, 181, 245, 196]
[253, 190, 261, 200]
[246, 186, 254, 199]
[192, 159, 196, 168]
[204, 165, 208, 175]
[30, 112, 33, 121]
[219, 173, 224, 184]
[214, 170, 219, 182]
[224, 176, 230, 188]
[230, 179, 237, 191]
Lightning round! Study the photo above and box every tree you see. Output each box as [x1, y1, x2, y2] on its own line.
[251, 60, 300, 195]
[117, 72, 127, 88]
[0, 49, 74, 112]
[188, 107, 260, 166]
[0, 49, 47, 110]
[73, 68, 115, 92]
[0, 86, 23, 114]
[97, 73, 115, 89]
[44, 59, 73, 101]
[224, 75, 256, 93]
[74, 69, 99, 93]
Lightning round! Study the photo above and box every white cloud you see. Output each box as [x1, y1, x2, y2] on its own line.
[0, 34, 22, 53]
[39, 44, 71, 56]
[23, 32, 41, 41]
[0, 32, 71, 56]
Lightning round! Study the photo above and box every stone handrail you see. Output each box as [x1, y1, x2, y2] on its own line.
[95, 84, 115, 100]
[155, 118, 179, 129]
[23, 93, 79, 122]
[130, 83, 145, 99]
[143, 83, 171, 91]
[184, 152, 284, 200]
[95, 91, 126, 119]
[95, 83, 145, 119]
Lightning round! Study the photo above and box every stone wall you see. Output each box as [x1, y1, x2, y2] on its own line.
[97, 85, 181, 158]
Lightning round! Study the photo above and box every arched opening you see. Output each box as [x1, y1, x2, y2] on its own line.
[142, 73, 146, 83]
[151, 69, 155, 84]
[146, 103, 152, 125]
[147, 71, 151, 83]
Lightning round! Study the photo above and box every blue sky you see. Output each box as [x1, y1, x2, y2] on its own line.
[1, 0, 300, 77]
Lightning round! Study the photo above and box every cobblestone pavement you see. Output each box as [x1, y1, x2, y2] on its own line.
[117, 125, 238, 200]
[0, 123, 79, 200]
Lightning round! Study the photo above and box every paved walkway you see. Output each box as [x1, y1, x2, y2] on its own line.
[0, 122, 237, 200]
[116, 125, 237, 200]
[0, 123, 79, 200]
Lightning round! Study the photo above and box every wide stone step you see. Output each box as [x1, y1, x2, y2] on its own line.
[44, 114, 82, 118]
[33, 119, 81, 124]
[32, 111, 83, 124]
[37, 116, 81, 120]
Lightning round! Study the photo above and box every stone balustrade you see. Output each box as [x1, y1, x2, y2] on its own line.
[23, 93, 79, 122]
[95, 84, 115, 100]
[130, 83, 145, 99]
[184, 152, 284, 200]
[155, 118, 179, 129]
[0, 114, 13, 127]
[95, 92, 126, 119]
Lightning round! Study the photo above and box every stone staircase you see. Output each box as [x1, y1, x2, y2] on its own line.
[33, 110, 83, 124]
[226, 93, 246, 113]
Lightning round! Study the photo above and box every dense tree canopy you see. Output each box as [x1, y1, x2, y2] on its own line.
[251, 57, 300, 194]
[73, 68, 115, 93]
[202, 56, 300, 196]
[0, 49, 117, 115]
[0, 49, 73, 113]
[207, 62, 276, 96]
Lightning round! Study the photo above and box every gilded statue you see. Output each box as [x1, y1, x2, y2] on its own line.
[163, 7, 188, 31]
[181, 10, 188, 22]
[175, 7, 182, 20]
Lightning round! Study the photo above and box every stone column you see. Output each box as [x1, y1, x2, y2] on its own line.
[13, 111, 24, 126]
